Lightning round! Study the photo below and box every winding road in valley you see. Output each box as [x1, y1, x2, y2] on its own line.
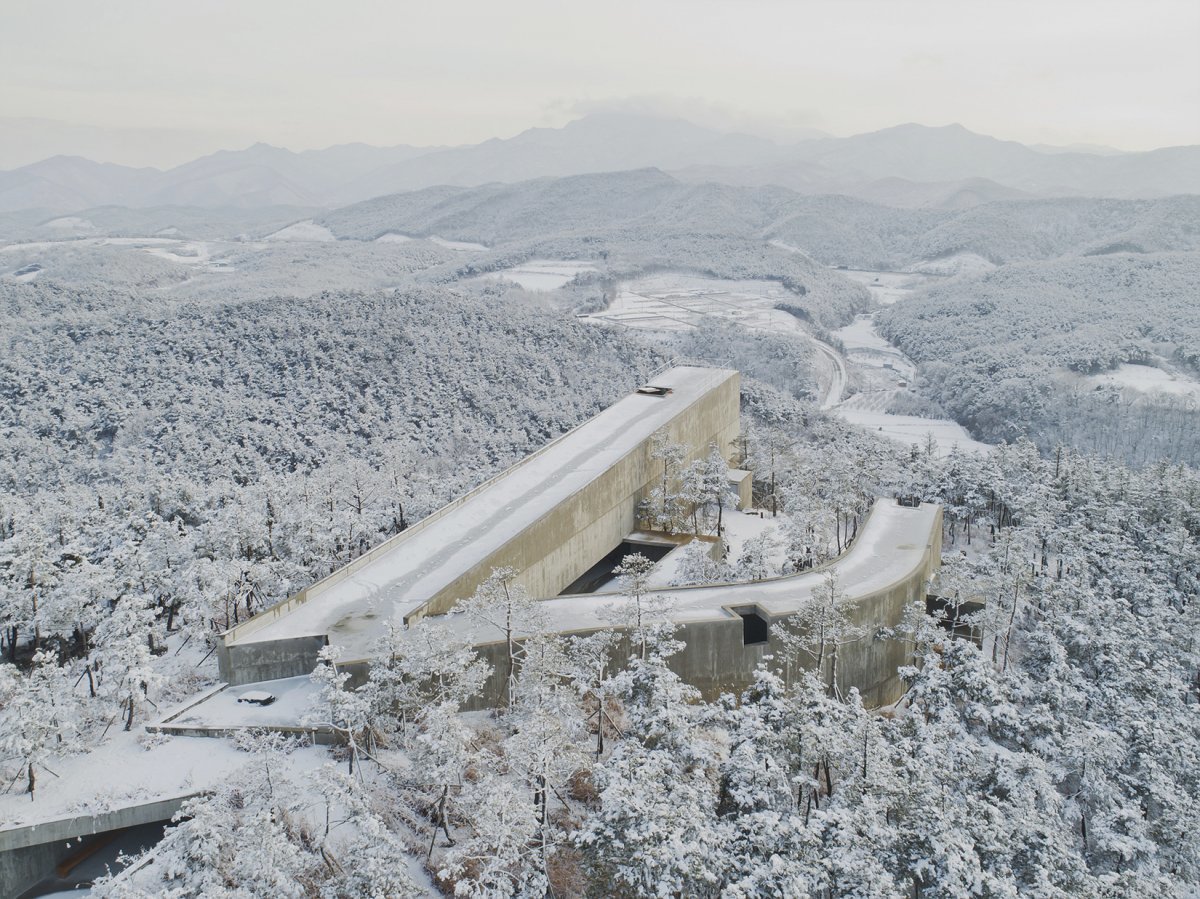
[812, 338, 848, 408]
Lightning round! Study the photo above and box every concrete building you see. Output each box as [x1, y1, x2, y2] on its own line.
[220, 366, 742, 685]
[462, 499, 941, 708]
[218, 365, 942, 708]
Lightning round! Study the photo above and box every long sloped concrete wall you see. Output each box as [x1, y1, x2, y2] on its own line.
[410, 370, 741, 621]
[219, 371, 741, 685]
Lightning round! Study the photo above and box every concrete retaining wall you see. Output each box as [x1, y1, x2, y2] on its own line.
[408, 370, 741, 620]
[219, 634, 328, 686]
[0, 794, 195, 898]
[466, 505, 940, 709]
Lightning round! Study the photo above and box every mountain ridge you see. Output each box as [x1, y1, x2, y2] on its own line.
[0, 115, 1195, 215]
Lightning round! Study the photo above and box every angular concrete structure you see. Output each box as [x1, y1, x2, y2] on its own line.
[218, 365, 942, 708]
[220, 366, 741, 684]
[462, 499, 941, 707]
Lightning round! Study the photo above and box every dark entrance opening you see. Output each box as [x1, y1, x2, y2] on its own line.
[559, 540, 673, 595]
[733, 606, 770, 646]
[16, 818, 174, 898]
[926, 595, 985, 646]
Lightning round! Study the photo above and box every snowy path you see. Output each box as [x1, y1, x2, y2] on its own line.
[812, 338, 848, 408]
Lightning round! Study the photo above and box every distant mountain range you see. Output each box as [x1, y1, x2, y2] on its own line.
[313, 168, 1200, 270]
[1, 114, 1196, 215]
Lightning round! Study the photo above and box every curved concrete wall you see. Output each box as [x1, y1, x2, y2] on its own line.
[465, 502, 941, 709]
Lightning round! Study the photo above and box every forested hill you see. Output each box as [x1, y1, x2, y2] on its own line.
[0, 280, 665, 496]
[878, 251, 1200, 464]
[316, 171, 1200, 270]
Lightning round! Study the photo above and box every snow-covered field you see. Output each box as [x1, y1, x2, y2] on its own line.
[589, 270, 991, 455]
[1083, 362, 1200, 399]
[474, 259, 597, 290]
[590, 274, 789, 331]
[838, 409, 993, 454]
[429, 235, 488, 252]
[42, 216, 97, 236]
[143, 240, 219, 267]
[835, 269, 924, 306]
[908, 252, 996, 277]
[828, 272, 991, 455]
[376, 233, 489, 251]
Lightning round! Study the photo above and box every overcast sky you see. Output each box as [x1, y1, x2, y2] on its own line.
[1, 0, 1197, 167]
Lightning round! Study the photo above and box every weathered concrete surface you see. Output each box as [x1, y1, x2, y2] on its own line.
[727, 469, 753, 510]
[0, 794, 194, 898]
[219, 634, 328, 686]
[162, 501, 941, 738]
[221, 367, 741, 683]
[463, 501, 941, 708]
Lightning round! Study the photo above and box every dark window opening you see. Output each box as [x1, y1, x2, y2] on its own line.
[559, 540, 673, 595]
[734, 606, 770, 646]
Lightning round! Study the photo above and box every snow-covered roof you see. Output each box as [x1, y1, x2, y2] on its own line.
[226, 366, 738, 653]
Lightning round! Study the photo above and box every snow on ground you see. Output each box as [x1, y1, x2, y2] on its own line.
[96, 237, 180, 247]
[585, 271, 985, 452]
[820, 273, 991, 454]
[474, 259, 597, 291]
[907, 253, 995, 277]
[429, 235, 488, 251]
[590, 274, 788, 331]
[375, 231, 414, 243]
[835, 269, 927, 306]
[0, 724, 324, 828]
[722, 508, 790, 570]
[1, 634, 229, 827]
[265, 220, 336, 242]
[838, 409, 992, 455]
[768, 238, 810, 257]
[142, 241, 219, 267]
[166, 676, 319, 729]
[834, 314, 906, 357]
[1083, 363, 1200, 399]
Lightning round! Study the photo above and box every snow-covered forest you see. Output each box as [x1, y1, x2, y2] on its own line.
[38, 405, 1200, 897]
[1, 164, 1198, 896]
[878, 252, 1200, 464]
